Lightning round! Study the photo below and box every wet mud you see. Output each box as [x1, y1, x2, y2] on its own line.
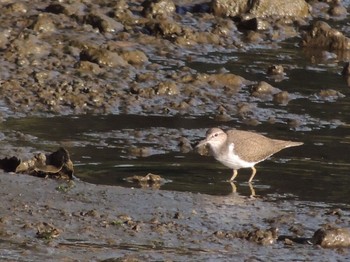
[0, 0, 348, 121]
[0, 147, 73, 179]
[1, 0, 350, 260]
[1, 173, 350, 261]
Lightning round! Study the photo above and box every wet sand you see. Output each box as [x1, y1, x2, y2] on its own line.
[1, 172, 349, 261]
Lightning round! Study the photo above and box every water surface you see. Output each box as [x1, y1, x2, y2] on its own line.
[2, 111, 350, 205]
[2, 41, 350, 205]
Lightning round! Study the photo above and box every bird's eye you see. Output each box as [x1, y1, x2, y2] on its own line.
[214, 133, 218, 137]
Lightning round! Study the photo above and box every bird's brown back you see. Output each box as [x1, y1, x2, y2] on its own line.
[226, 130, 303, 163]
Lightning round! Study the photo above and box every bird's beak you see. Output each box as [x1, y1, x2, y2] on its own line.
[195, 138, 208, 149]
[195, 138, 209, 155]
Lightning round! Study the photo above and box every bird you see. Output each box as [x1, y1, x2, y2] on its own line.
[196, 128, 303, 182]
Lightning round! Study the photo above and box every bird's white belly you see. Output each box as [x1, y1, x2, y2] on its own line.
[215, 154, 255, 169]
[213, 143, 256, 170]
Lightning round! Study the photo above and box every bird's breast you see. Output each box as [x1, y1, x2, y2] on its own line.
[214, 143, 256, 170]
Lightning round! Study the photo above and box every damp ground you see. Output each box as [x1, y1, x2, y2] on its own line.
[1, 0, 350, 260]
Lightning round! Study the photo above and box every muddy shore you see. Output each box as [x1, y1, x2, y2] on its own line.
[1, 172, 350, 261]
[1, 0, 350, 260]
[0, 0, 349, 119]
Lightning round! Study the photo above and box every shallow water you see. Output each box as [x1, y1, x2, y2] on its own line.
[2, 109, 350, 205]
[1, 39, 350, 205]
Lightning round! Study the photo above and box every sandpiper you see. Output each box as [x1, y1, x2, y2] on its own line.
[196, 128, 303, 182]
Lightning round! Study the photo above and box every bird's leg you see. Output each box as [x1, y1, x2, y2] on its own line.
[230, 169, 238, 181]
[229, 182, 237, 193]
[248, 167, 257, 183]
[248, 183, 256, 198]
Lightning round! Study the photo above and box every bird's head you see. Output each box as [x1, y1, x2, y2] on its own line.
[195, 128, 226, 155]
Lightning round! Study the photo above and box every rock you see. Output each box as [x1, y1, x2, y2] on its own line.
[178, 137, 193, 153]
[273, 91, 290, 105]
[154, 81, 179, 95]
[267, 64, 286, 82]
[120, 50, 148, 65]
[0, 148, 74, 179]
[147, 18, 183, 39]
[267, 64, 284, 75]
[236, 102, 255, 118]
[301, 21, 350, 50]
[36, 222, 60, 240]
[288, 118, 302, 129]
[245, 227, 278, 245]
[243, 118, 261, 126]
[214, 111, 233, 122]
[325, 208, 343, 218]
[192, 31, 222, 45]
[249, 0, 310, 18]
[6, 2, 28, 13]
[312, 228, 350, 248]
[328, 2, 347, 17]
[142, 0, 176, 18]
[33, 71, 58, 85]
[32, 14, 56, 33]
[245, 31, 264, 43]
[212, 0, 310, 18]
[317, 89, 345, 101]
[212, 0, 249, 17]
[85, 12, 124, 33]
[222, 227, 279, 245]
[128, 147, 153, 157]
[14, 34, 51, 58]
[212, 19, 237, 37]
[207, 73, 247, 90]
[251, 81, 281, 99]
[125, 173, 164, 189]
[76, 61, 103, 75]
[0, 30, 9, 50]
[195, 140, 209, 156]
[80, 46, 128, 67]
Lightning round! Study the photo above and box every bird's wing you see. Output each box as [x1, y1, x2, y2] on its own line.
[226, 130, 293, 163]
